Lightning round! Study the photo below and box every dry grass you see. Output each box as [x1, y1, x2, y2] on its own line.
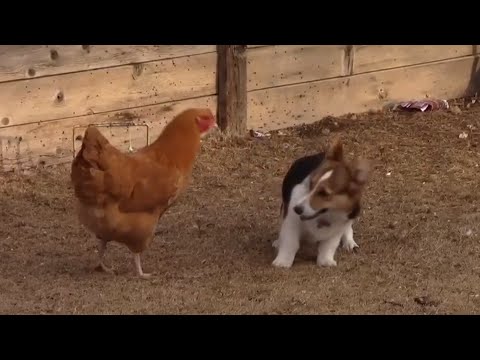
[2, 102, 480, 314]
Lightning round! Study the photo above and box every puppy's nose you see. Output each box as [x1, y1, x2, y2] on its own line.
[294, 205, 303, 215]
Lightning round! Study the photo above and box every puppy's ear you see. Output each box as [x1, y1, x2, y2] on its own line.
[326, 137, 343, 161]
[351, 158, 370, 185]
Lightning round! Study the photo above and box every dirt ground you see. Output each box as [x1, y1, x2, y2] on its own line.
[2, 100, 480, 315]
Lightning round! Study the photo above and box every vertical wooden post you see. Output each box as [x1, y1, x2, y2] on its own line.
[343, 45, 354, 76]
[216, 45, 247, 136]
[466, 45, 479, 96]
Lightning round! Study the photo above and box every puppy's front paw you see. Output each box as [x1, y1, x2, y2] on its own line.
[272, 256, 294, 268]
[316, 257, 337, 267]
[342, 238, 359, 252]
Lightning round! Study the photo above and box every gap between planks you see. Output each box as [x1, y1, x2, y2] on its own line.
[246, 54, 480, 95]
[0, 45, 215, 83]
[0, 51, 218, 128]
[0, 92, 218, 131]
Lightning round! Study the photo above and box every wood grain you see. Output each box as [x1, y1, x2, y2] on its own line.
[0, 52, 217, 128]
[353, 45, 473, 74]
[247, 45, 346, 90]
[248, 55, 480, 131]
[0, 45, 216, 83]
[0, 95, 217, 171]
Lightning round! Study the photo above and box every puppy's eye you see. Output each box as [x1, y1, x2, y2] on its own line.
[316, 189, 328, 197]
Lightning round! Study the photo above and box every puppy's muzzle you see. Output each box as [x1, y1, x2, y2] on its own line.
[298, 207, 328, 221]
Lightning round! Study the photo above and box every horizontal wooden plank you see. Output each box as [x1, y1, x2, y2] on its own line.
[247, 45, 346, 90]
[0, 52, 217, 128]
[248, 55, 480, 131]
[353, 45, 474, 74]
[0, 45, 216, 83]
[0, 95, 217, 171]
[247, 45, 272, 49]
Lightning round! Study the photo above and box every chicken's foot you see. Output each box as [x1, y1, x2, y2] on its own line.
[95, 238, 115, 274]
[134, 253, 152, 279]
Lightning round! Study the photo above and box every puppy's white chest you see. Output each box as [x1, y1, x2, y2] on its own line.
[301, 212, 349, 243]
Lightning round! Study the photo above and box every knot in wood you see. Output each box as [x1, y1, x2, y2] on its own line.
[56, 91, 64, 103]
[50, 49, 59, 61]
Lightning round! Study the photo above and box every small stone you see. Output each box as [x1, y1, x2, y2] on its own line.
[450, 105, 462, 114]
[414, 296, 440, 307]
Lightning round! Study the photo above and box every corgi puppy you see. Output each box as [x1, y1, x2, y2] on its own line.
[272, 137, 369, 268]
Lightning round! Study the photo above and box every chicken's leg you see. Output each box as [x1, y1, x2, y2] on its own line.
[133, 253, 151, 279]
[95, 238, 115, 274]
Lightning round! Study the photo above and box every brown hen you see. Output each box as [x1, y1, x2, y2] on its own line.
[71, 108, 217, 278]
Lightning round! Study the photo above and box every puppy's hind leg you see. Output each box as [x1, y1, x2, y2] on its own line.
[272, 202, 286, 249]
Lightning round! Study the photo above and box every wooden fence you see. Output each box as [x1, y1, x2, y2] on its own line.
[0, 45, 478, 171]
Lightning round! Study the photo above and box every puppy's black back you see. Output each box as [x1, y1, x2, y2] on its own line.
[281, 152, 325, 217]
